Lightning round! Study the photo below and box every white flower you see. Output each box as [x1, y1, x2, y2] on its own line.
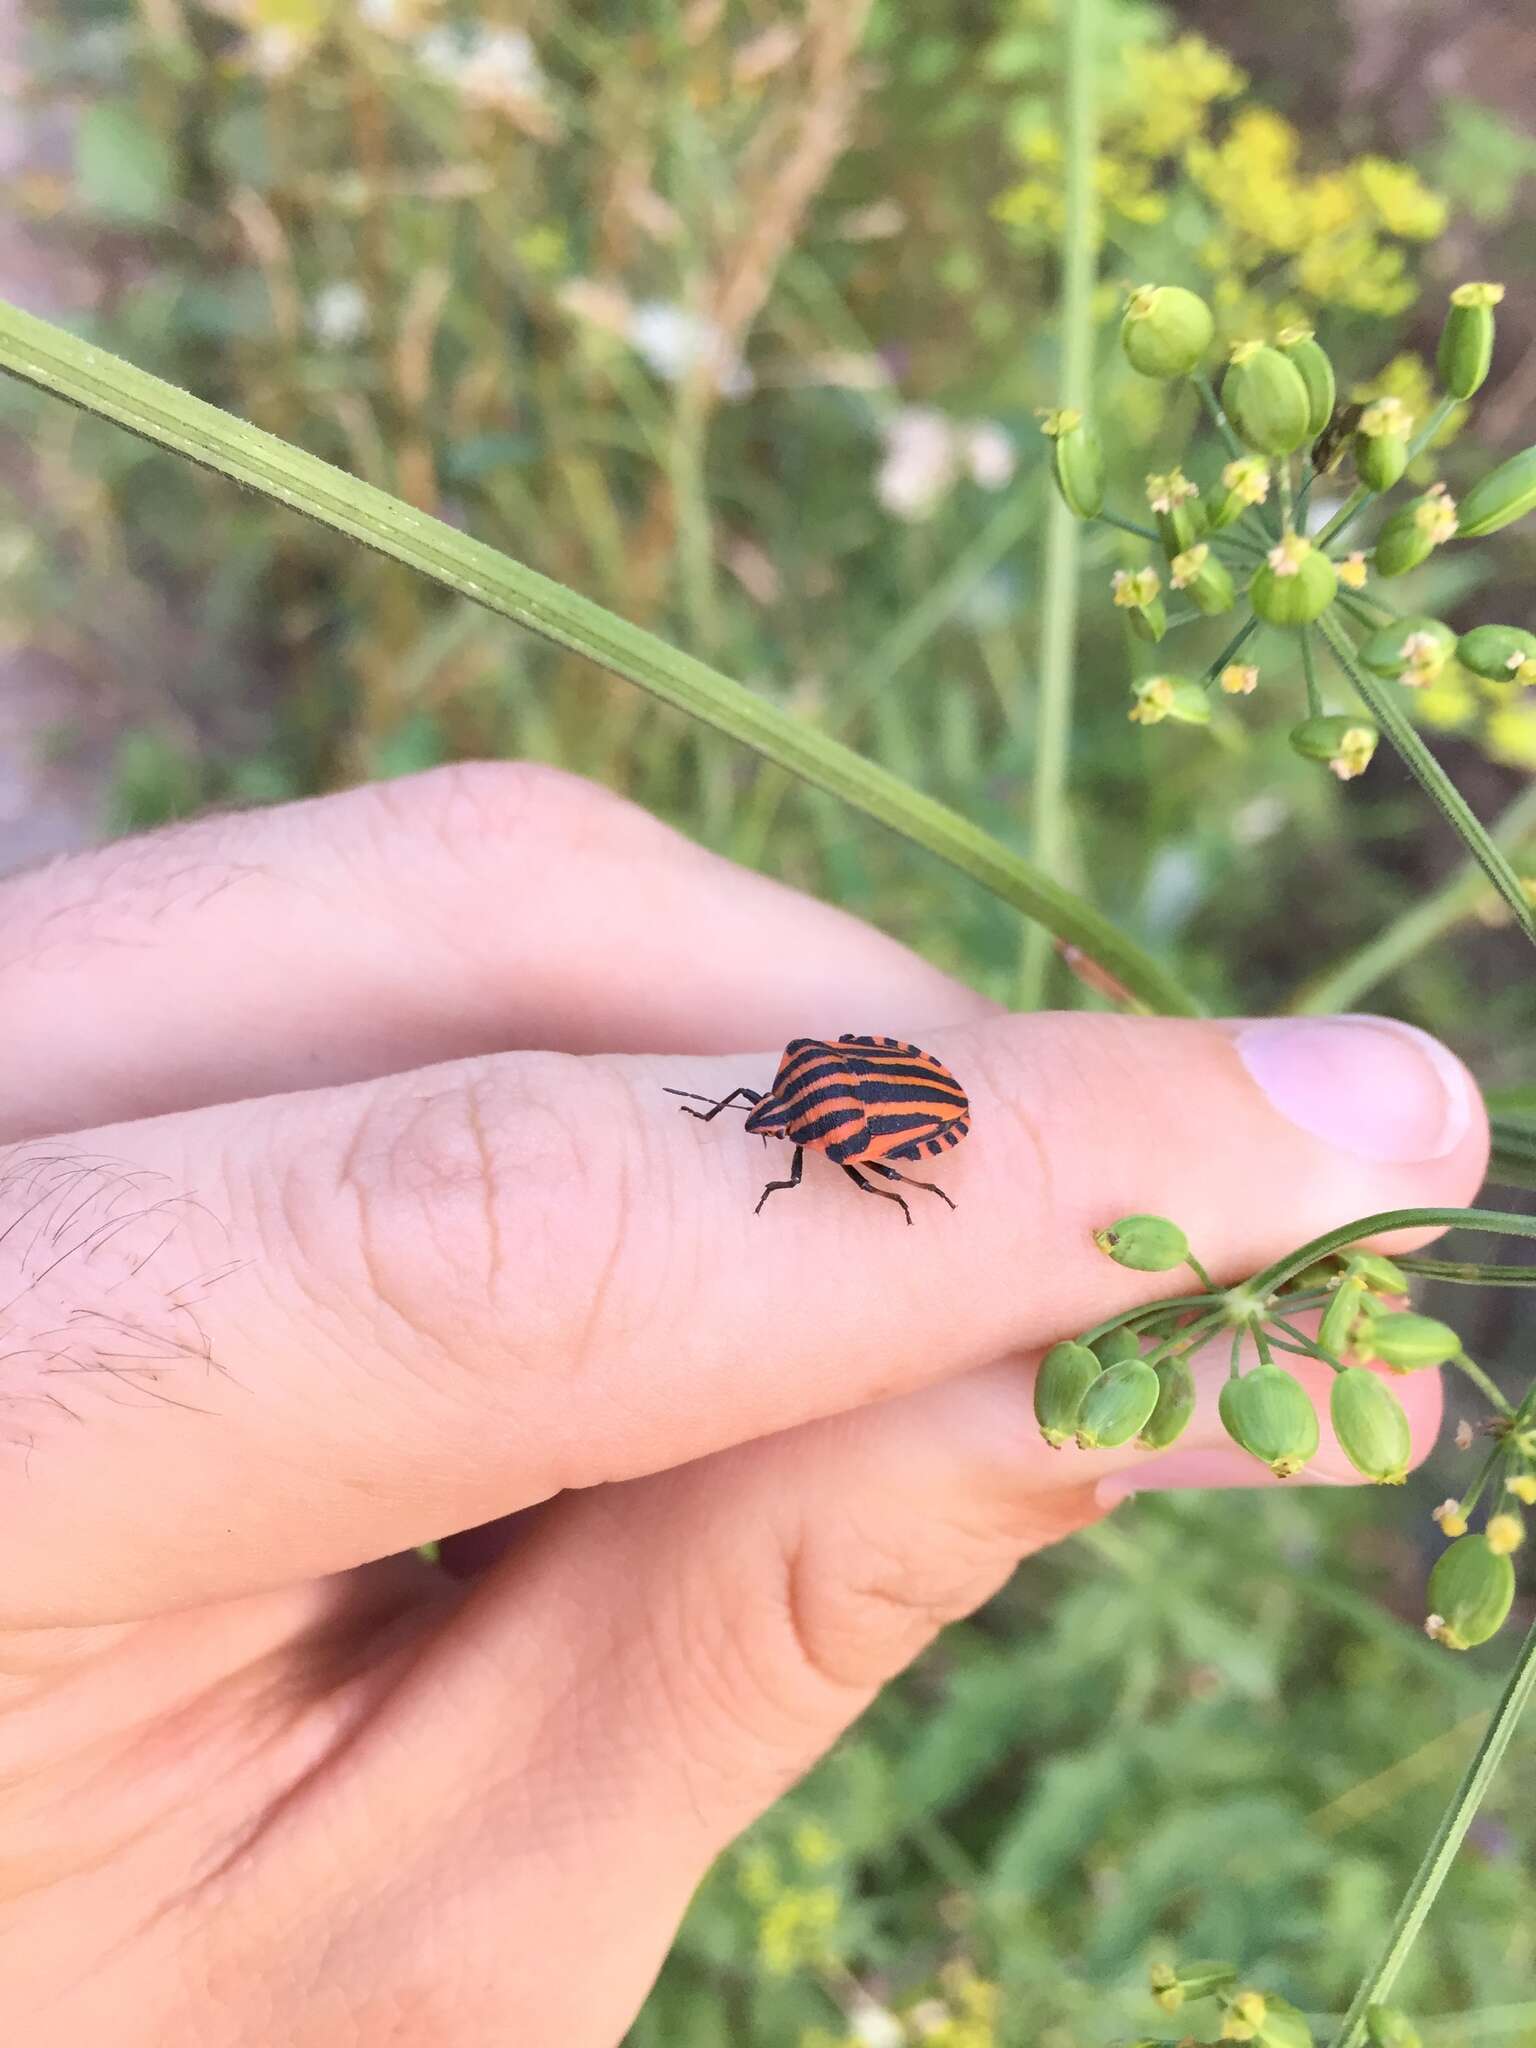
[626, 302, 753, 398]
[960, 421, 1016, 490]
[849, 2002, 905, 2048]
[309, 281, 370, 347]
[876, 408, 959, 521]
[876, 410, 1015, 522]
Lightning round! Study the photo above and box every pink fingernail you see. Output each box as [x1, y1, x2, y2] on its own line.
[1234, 1016, 1476, 1164]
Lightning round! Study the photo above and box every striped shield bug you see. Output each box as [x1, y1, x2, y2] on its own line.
[666, 1034, 970, 1225]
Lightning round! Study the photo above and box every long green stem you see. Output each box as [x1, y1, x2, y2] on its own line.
[1296, 780, 1536, 1012]
[1246, 1208, 1536, 1300]
[1020, 0, 1099, 1011]
[0, 298, 1198, 1016]
[1316, 608, 1536, 945]
[1330, 1615, 1536, 2048]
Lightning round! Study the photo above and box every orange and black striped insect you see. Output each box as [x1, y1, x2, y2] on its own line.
[666, 1034, 970, 1225]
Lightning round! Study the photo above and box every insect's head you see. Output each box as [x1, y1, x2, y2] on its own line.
[743, 1096, 789, 1138]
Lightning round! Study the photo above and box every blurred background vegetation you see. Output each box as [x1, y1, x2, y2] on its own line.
[2, 1, 1535, 2041]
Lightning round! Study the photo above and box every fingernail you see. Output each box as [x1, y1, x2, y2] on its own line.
[1234, 1015, 1476, 1165]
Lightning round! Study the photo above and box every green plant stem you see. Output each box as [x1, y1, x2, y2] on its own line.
[1093, 508, 1159, 543]
[0, 298, 1199, 1017]
[1316, 607, 1536, 945]
[1199, 614, 1261, 687]
[1451, 1352, 1516, 1416]
[1020, 0, 1099, 1012]
[1295, 780, 1536, 1012]
[1193, 368, 1244, 462]
[1248, 1208, 1536, 1300]
[1300, 628, 1323, 717]
[1331, 1614, 1536, 2048]
[1396, 1256, 1536, 1289]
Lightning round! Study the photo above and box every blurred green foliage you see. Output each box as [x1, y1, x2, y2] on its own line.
[4, 2, 1536, 2040]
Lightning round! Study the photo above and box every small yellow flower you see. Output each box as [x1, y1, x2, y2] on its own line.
[1266, 532, 1311, 578]
[1433, 1499, 1469, 1538]
[1129, 676, 1177, 724]
[1170, 543, 1210, 589]
[1425, 1612, 1448, 1642]
[1221, 662, 1260, 694]
[1359, 395, 1415, 440]
[1037, 406, 1082, 437]
[1505, 652, 1536, 687]
[1112, 566, 1161, 608]
[1487, 1513, 1525, 1556]
[1507, 1474, 1536, 1506]
[1415, 482, 1459, 543]
[1337, 551, 1369, 589]
[1399, 631, 1450, 687]
[1452, 281, 1506, 308]
[1221, 455, 1271, 505]
[1146, 467, 1199, 514]
[1329, 725, 1378, 780]
[1487, 703, 1536, 771]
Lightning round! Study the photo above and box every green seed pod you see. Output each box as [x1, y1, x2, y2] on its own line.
[1448, 449, 1536, 538]
[1352, 396, 1414, 493]
[1042, 409, 1106, 519]
[1126, 598, 1168, 643]
[1456, 623, 1536, 686]
[1427, 1533, 1516, 1650]
[1146, 468, 1205, 554]
[1074, 1358, 1160, 1450]
[1319, 1274, 1367, 1359]
[1093, 1213, 1190, 1272]
[1093, 1327, 1144, 1368]
[1150, 1959, 1238, 2014]
[1277, 326, 1336, 439]
[1208, 455, 1271, 530]
[1289, 715, 1379, 782]
[1331, 1367, 1413, 1484]
[1365, 2006, 1422, 2048]
[1249, 535, 1338, 626]
[1354, 431, 1408, 492]
[1138, 1353, 1198, 1450]
[1218, 1364, 1320, 1478]
[1437, 282, 1503, 402]
[1127, 674, 1211, 726]
[1169, 543, 1236, 616]
[1033, 1340, 1101, 1449]
[1112, 566, 1166, 644]
[1374, 485, 1458, 576]
[1223, 342, 1313, 457]
[1359, 616, 1456, 680]
[1346, 1252, 1411, 1295]
[1355, 1310, 1461, 1372]
[1121, 284, 1214, 379]
[1256, 1999, 1315, 2048]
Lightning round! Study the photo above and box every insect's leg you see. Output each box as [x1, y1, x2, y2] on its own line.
[841, 1163, 912, 1226]
[865, 1161, 957, 1212]
[665, 1085, 764, 1122]
[755, 1145, 804, 1214]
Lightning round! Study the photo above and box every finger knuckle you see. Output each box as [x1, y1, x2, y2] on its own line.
[354, 759, 672, 872]
[266, 1059, 636, 1420]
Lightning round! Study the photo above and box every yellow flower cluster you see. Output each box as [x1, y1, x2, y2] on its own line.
[738, 1826, 848, 1977]
[994, 31, 1445, 324]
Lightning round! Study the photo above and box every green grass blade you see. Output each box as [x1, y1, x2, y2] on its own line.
[0, 297, 1199, 1017]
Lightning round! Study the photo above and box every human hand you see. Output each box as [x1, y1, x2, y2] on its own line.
[0, 765, 1485, 2043]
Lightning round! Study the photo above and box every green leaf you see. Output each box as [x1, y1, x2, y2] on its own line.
[76, 104, 175, 225]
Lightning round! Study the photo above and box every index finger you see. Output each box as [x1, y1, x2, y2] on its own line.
[0, 1009, 1485, 1624]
